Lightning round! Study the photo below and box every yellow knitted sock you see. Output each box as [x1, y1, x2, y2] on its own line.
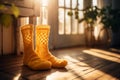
[21, 24, 51, 70]
[36, 25, 67, 68]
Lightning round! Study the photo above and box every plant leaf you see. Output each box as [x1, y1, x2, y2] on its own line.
[11, 4, 19, 17]
[0, 4, 6, 10]
[0, 14, 13, 27]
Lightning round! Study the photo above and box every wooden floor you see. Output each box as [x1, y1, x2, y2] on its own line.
[0, 47, 120, 80]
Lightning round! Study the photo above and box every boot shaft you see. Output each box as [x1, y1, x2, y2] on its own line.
[36, 25, 50, 45]
[21, 24, 34, 50]
[35, 25, 68, 68]
[21, 24, 37, 63]
[21, 24, 52, 70]
[35, 25, 51, 59]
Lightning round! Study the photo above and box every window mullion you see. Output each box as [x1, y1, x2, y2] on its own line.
[70, 0, 72, 34]
[64, 0, 66, 35]
[77, 0, 79, 34]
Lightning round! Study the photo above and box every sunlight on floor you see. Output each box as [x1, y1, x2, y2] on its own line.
[64, 56, 80, 63]
[90, 49, 120, 59]
[83, 49, 120, 63]
[46, 71, 74, 80]
[13, 73, 21, 80]
[46, 55, 119, 80]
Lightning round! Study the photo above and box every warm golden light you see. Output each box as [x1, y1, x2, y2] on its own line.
[58, 8, 64, 35]
[83, 66, 118, 80]
[46, 56, 90, 80]
[78, 0, 84, 10]
[42, 7, 48, 24]
[83, 49, 120, 63]
[45, 55, 119, 79]
[94, 26, 99, 40]
[65, 10, 71, 34]
[64, 56, 80, 63]
[26, 17, 29, 24]
[92, 0, 97, 6]
[41, 0, 48, 6]
[90, 49, 120, 59]
[58, 0, 84, 35]
[13, 73, 21, 80]
[20, 17, 29, 25]
[36, 17, 41, 25]
[46, 71, 73, 80]
[40, 0, 48, 25]
[79, 22, 85, 34]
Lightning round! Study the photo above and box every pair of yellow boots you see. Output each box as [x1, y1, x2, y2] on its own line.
[21, 24, 67, 70]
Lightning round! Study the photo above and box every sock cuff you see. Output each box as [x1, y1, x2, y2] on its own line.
[21, 24, 34, 30]
[36, 25, 50, 29]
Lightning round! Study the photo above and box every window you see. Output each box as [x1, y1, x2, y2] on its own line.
[92, 0, 98, 6]
[58, 0, 84, 35]
[40, 0, 48, 25]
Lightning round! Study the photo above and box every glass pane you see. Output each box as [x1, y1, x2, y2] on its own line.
[65, 9, 71, 34]
[58, 8, 64, 35]
[41, 0, 48, 6]
[72, 10, 78, 34]
[36, 17, 41, 25]
[59, 0, 64, 7]
[78, 11, 84, 34]
[72, 0, 77, 9]
[92, 0, 97, 6]
[79, 11, 83, 19]
[78, 23, 84, 34]
[20, 17, 29, 25]
[78, 0, 83, 10]
[65, 0, 71, 8]
[41, 7, 48, 25]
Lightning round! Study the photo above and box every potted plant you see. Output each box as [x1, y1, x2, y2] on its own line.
[68, 6, 100, 47]
[68, 5, 120, 48]
[99, 5, 120, 48]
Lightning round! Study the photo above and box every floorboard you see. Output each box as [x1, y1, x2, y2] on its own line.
[0, 47, 120, 80]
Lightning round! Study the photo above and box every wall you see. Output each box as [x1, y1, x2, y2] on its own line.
[112, 0, 120, 9]
[0, 25, 15, 55]
[0, 26, 1, 55]
[111, 0, 120, 48]
[3, 25, 15, 55]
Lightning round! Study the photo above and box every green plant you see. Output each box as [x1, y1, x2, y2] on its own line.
[68, 6, 101, 47]
[80, 6, 99, 26]
[68, 6, 100, 27]
[0, 2, 19, 27]
[100, 6, 120, 33]
[68, 5, 120, 33]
